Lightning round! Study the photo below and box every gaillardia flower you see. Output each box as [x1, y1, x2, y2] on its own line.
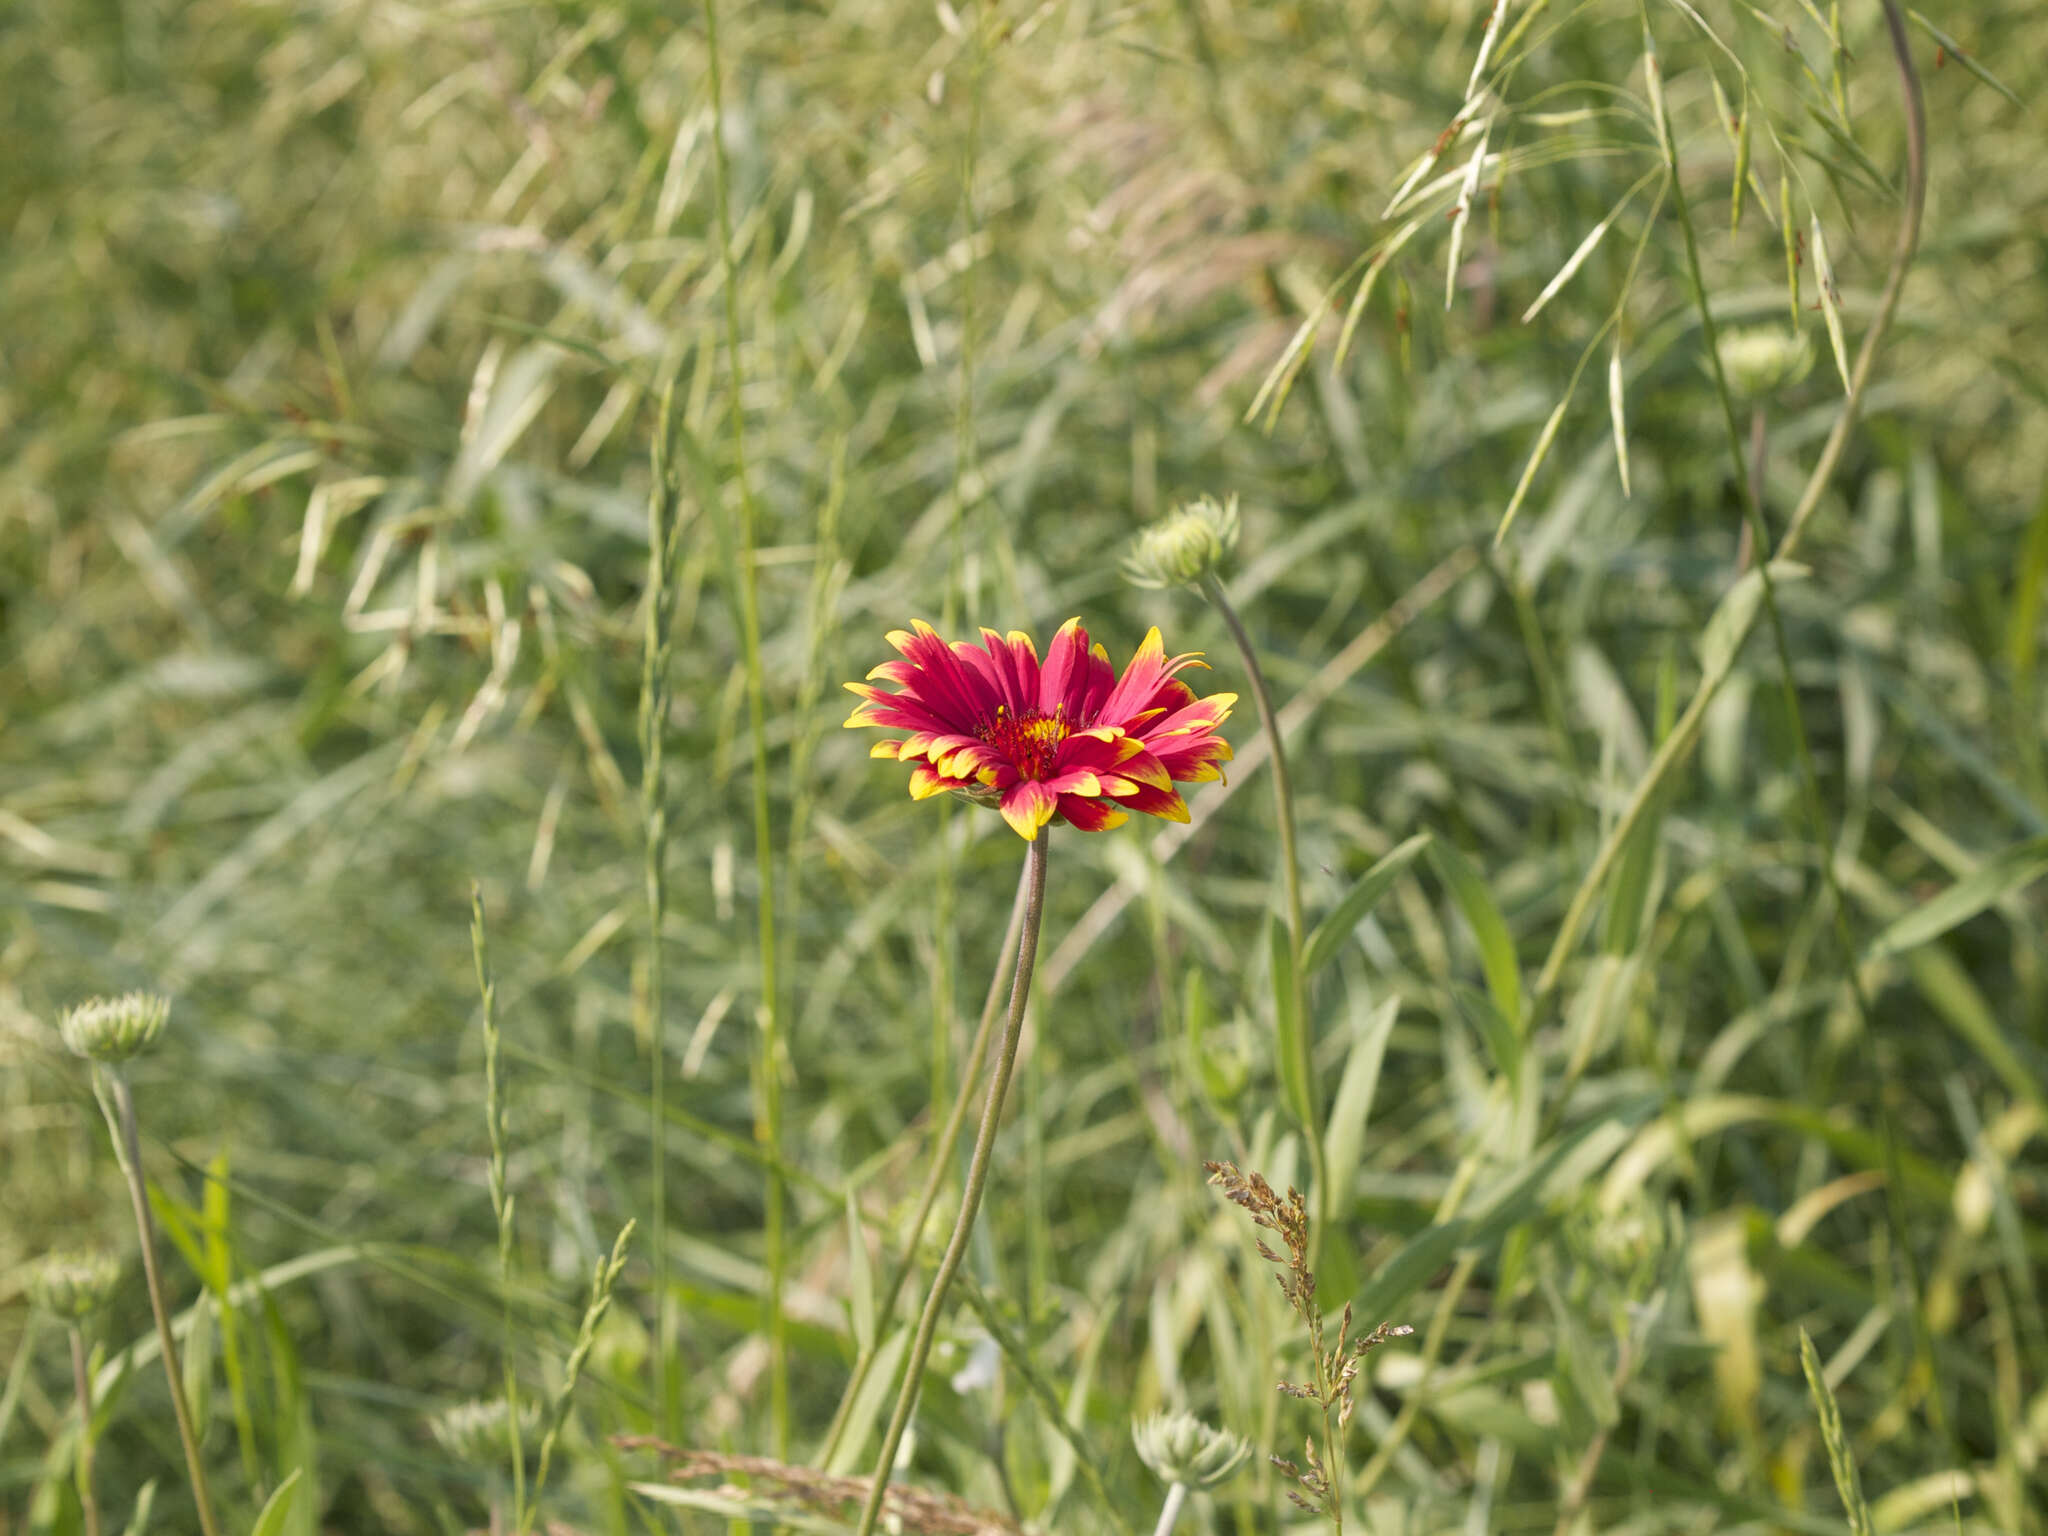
[846, 619, 1235, 840]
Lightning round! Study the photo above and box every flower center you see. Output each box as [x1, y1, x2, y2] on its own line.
[979, 704, 1069, 780]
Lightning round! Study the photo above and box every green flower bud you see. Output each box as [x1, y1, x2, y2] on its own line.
[1715, 325, 1813, 402]
[1132, 1409, 1251, 1490]
[59, 991, 171, 1064]
[1124, 496, 1241, 589]
[428, 1397, 541, 1468]
[32, 1249, 123, 1320]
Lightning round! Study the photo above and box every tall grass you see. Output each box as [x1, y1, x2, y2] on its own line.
[4, 0, 2047, 1532]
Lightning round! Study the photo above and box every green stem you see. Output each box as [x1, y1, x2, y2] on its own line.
[69, 1324, 101, 1536]
[471, 887, 526, 1523]
[852, 834, 1051, 1536]
[817, 853, 1033, 1467]
[1151, 1481, 1189, 1536]
[1198, 572, 1327, 1259]
[102, 1071, 222, 1536]
[641, 377, 683, 1438]
[1531, 0, 1925, 1008]
[1651, 0, 1875, 1033]
[703, 0, 788, 1453]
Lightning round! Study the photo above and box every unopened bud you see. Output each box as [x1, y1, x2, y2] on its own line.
[59, 992, 170, 1064]
[1132, 1409, 1251, 1489]
[1716, 325, 1813, 402]
[428, 1397, 540, 1467]
[32, 1250, 123, 1320]
[1124, 496, 1241, 589]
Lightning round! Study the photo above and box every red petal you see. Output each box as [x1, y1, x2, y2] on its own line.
[1038, 617, 1089, 716]
[999, 779, 1059, 840]
[1057, 794, 1128, 832]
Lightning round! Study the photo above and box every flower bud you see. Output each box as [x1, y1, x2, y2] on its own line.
[32, 1249, 123, 1320]
[1124, 496, 1241, 589]
[1132, 1409, 1251, 1489]
[428, 1397, 541, 1467]
[59, 991, 171, 1064]
[1715, 325, 1813, 402]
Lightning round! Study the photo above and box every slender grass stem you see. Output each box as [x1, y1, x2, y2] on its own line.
[1649, 0, 1878, 1034]
[817, 853, 1033, 1467]
[99, 1071, 222, 1536]
[69, 1324, 101, 1536]
[1531, 0, 1926, 1008]
[470, 886, 525, 1523]
[640, 377, 684, 1438]
[703, 0, 789, 1452]
[1197, 572, 1327, 1261]
[852, 834, 1050, 1536]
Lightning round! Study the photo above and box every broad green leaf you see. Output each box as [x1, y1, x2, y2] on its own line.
[249, 1469, 303, 1536]
[1322, 995, 1400, 1221]
[1428, 840, 1522, 1027]
[1700, 562, 1809, 679]
[1355, 1117, 1628, 1321]
[121, 1481, 158, 1536]
[1905, 947, 2048, 1119]
[845, 1190, 875, 1355]
[1270, 922, 1313, 1132]
[822, 1326, 908, 1475]
[1545, 1276, 1618, 1427]
[1866, 835, 2048, 959]
[1454, 984, 1522, 1087]
[1303, 832, 1431, 976]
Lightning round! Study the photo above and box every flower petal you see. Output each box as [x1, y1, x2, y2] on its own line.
[1057, 794, 1129, 832]
[1038, 617, 1089, 716]
[999, 779, 1060, 840]
[886, 620, 997, 730]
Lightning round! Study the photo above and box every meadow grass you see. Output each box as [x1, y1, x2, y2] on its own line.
[4, 0, 2047, 1532]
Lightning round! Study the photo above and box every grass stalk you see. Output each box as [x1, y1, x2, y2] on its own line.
[470, 886, 526, 1524]
[816, 852, 1033, 1466]
[852, 834, 1051, 1536]
[68, 1323, 101, 1536]
[640, 375, 684, 1437]
[97, 1070, 223, 1536]
[1531, 0, 1926, 1008]
[1646, 0, 1879, 1033]
[1197, 571, 1327, 1260]
[703, 0, 789, 1453]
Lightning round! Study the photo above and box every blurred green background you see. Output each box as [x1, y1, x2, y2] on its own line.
[3, 0, 2045, 1530]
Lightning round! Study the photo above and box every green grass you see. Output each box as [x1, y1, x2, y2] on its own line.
[3, 0, 2047, 1531]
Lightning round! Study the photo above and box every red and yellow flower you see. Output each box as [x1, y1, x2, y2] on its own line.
[845, 618, 1235, 840]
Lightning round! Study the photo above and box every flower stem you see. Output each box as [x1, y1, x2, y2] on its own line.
[852, 833, 1050, 1536]
[1198, 572, 1327, 1257]
[1151, 1481, 1189, 1536]
[817, 854, 1033, 1467]
[69, 1324, 101, 1536]
[100, 1070, 222, 1536]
